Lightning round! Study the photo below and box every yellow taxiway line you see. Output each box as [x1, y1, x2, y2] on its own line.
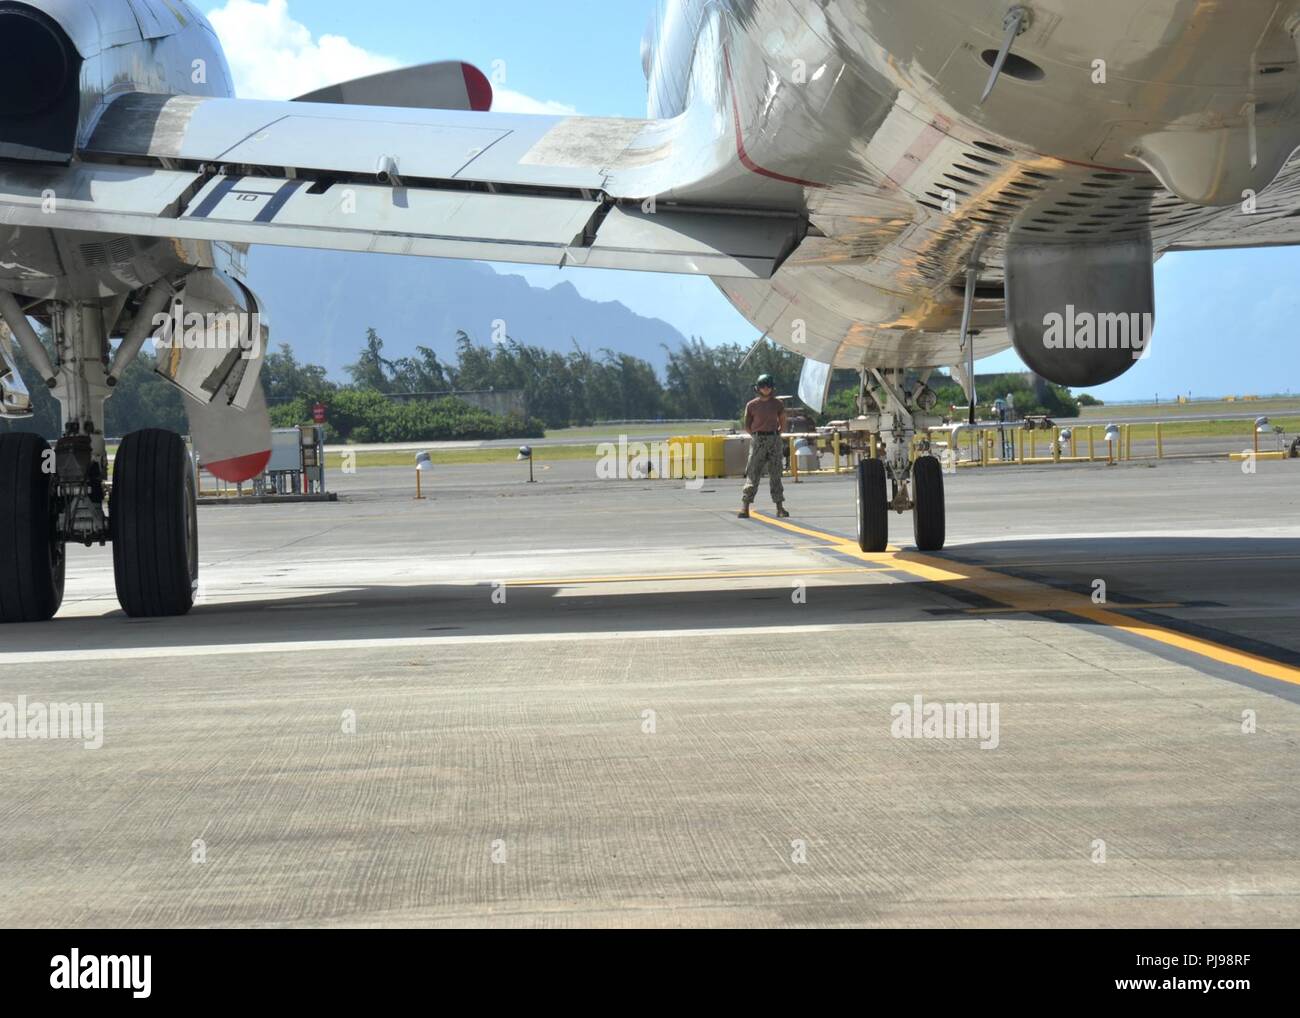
[749, 511, 1300, 687]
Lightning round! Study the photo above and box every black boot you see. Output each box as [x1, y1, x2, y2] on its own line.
[737, 503, 751, 518]
[775, 503, 790, 518]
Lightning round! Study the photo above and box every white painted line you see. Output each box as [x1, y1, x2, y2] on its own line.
[0, 623, 859, 664]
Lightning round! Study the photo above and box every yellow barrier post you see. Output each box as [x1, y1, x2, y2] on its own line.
[1030, 428, 1037, 460]
[833, 430, 842, 474]
[1052, 427, 1061, 463]
[1016, 429, 1025, 465]
[1087, 427, 1095, 462]
[789, 435, 800, 483]
[1156, 422, 1163, 459]
[1070, 429, 1078, 458]
[1124, 424, 1132, 461]
[1253, 422, 1260, 457]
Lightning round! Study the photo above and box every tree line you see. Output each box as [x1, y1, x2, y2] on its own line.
[3, 323, 1080, 444]
[266, 328, 1078, 436]
[267, 328, 827, 428]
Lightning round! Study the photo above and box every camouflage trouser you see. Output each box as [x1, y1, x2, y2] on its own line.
[741, 433, 785, 505]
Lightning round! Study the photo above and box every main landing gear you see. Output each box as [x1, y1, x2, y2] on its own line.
[851, 368, 946, 554]
[0, 297, 196, 623]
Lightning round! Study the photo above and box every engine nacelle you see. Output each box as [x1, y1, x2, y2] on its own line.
[0, 2, 82, 162]
[1004, 238, 1154, 387]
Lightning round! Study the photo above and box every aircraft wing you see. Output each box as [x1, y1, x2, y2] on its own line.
[1158, 155, 1300, 254]
[0, 93, 804, 280]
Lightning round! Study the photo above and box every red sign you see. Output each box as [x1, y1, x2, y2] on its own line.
[312, 402, 327, 424]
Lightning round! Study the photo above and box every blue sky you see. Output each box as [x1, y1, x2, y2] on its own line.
[200, 1, 1299, 401]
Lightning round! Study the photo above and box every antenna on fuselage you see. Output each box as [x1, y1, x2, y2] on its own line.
[957, 235, 990, 426]
[980, 6, 1031, 104]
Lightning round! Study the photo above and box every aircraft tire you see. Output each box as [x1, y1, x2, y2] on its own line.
[856, 457, 888, 553]
[112, 429, 197, 618]
[0, 433, 64, 623]
[911, 455, 945, 552]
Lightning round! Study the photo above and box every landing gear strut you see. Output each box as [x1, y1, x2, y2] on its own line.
[0, 295, 196, 623]
[851, 367, 946, 553]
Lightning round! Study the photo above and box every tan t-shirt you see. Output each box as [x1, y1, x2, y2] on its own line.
[745, 396, 784, 433]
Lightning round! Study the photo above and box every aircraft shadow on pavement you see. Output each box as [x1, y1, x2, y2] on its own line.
[14, 537, 1300, 670]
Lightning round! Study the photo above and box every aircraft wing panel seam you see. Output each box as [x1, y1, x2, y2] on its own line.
[210, 114, 295, 166]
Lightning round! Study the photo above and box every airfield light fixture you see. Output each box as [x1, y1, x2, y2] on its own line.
[1103, 424, 1122, 464]
[414, 451, 432, 500]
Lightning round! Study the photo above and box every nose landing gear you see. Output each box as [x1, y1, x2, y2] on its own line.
[851, 367, 947, 554]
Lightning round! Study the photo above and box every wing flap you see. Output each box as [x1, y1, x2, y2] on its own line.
[0, 163, 802, 279]
[179, 174, 601, 260]
[0, 162, 201, 220]
[570, 206, 800, 278]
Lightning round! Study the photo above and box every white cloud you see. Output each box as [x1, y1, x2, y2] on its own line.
[206, 0, 577, 114]
[491, 89, 578, 117]
[208, 0, 399, 100]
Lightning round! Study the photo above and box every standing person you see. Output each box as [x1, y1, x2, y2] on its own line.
[738, 374, 789, 519]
